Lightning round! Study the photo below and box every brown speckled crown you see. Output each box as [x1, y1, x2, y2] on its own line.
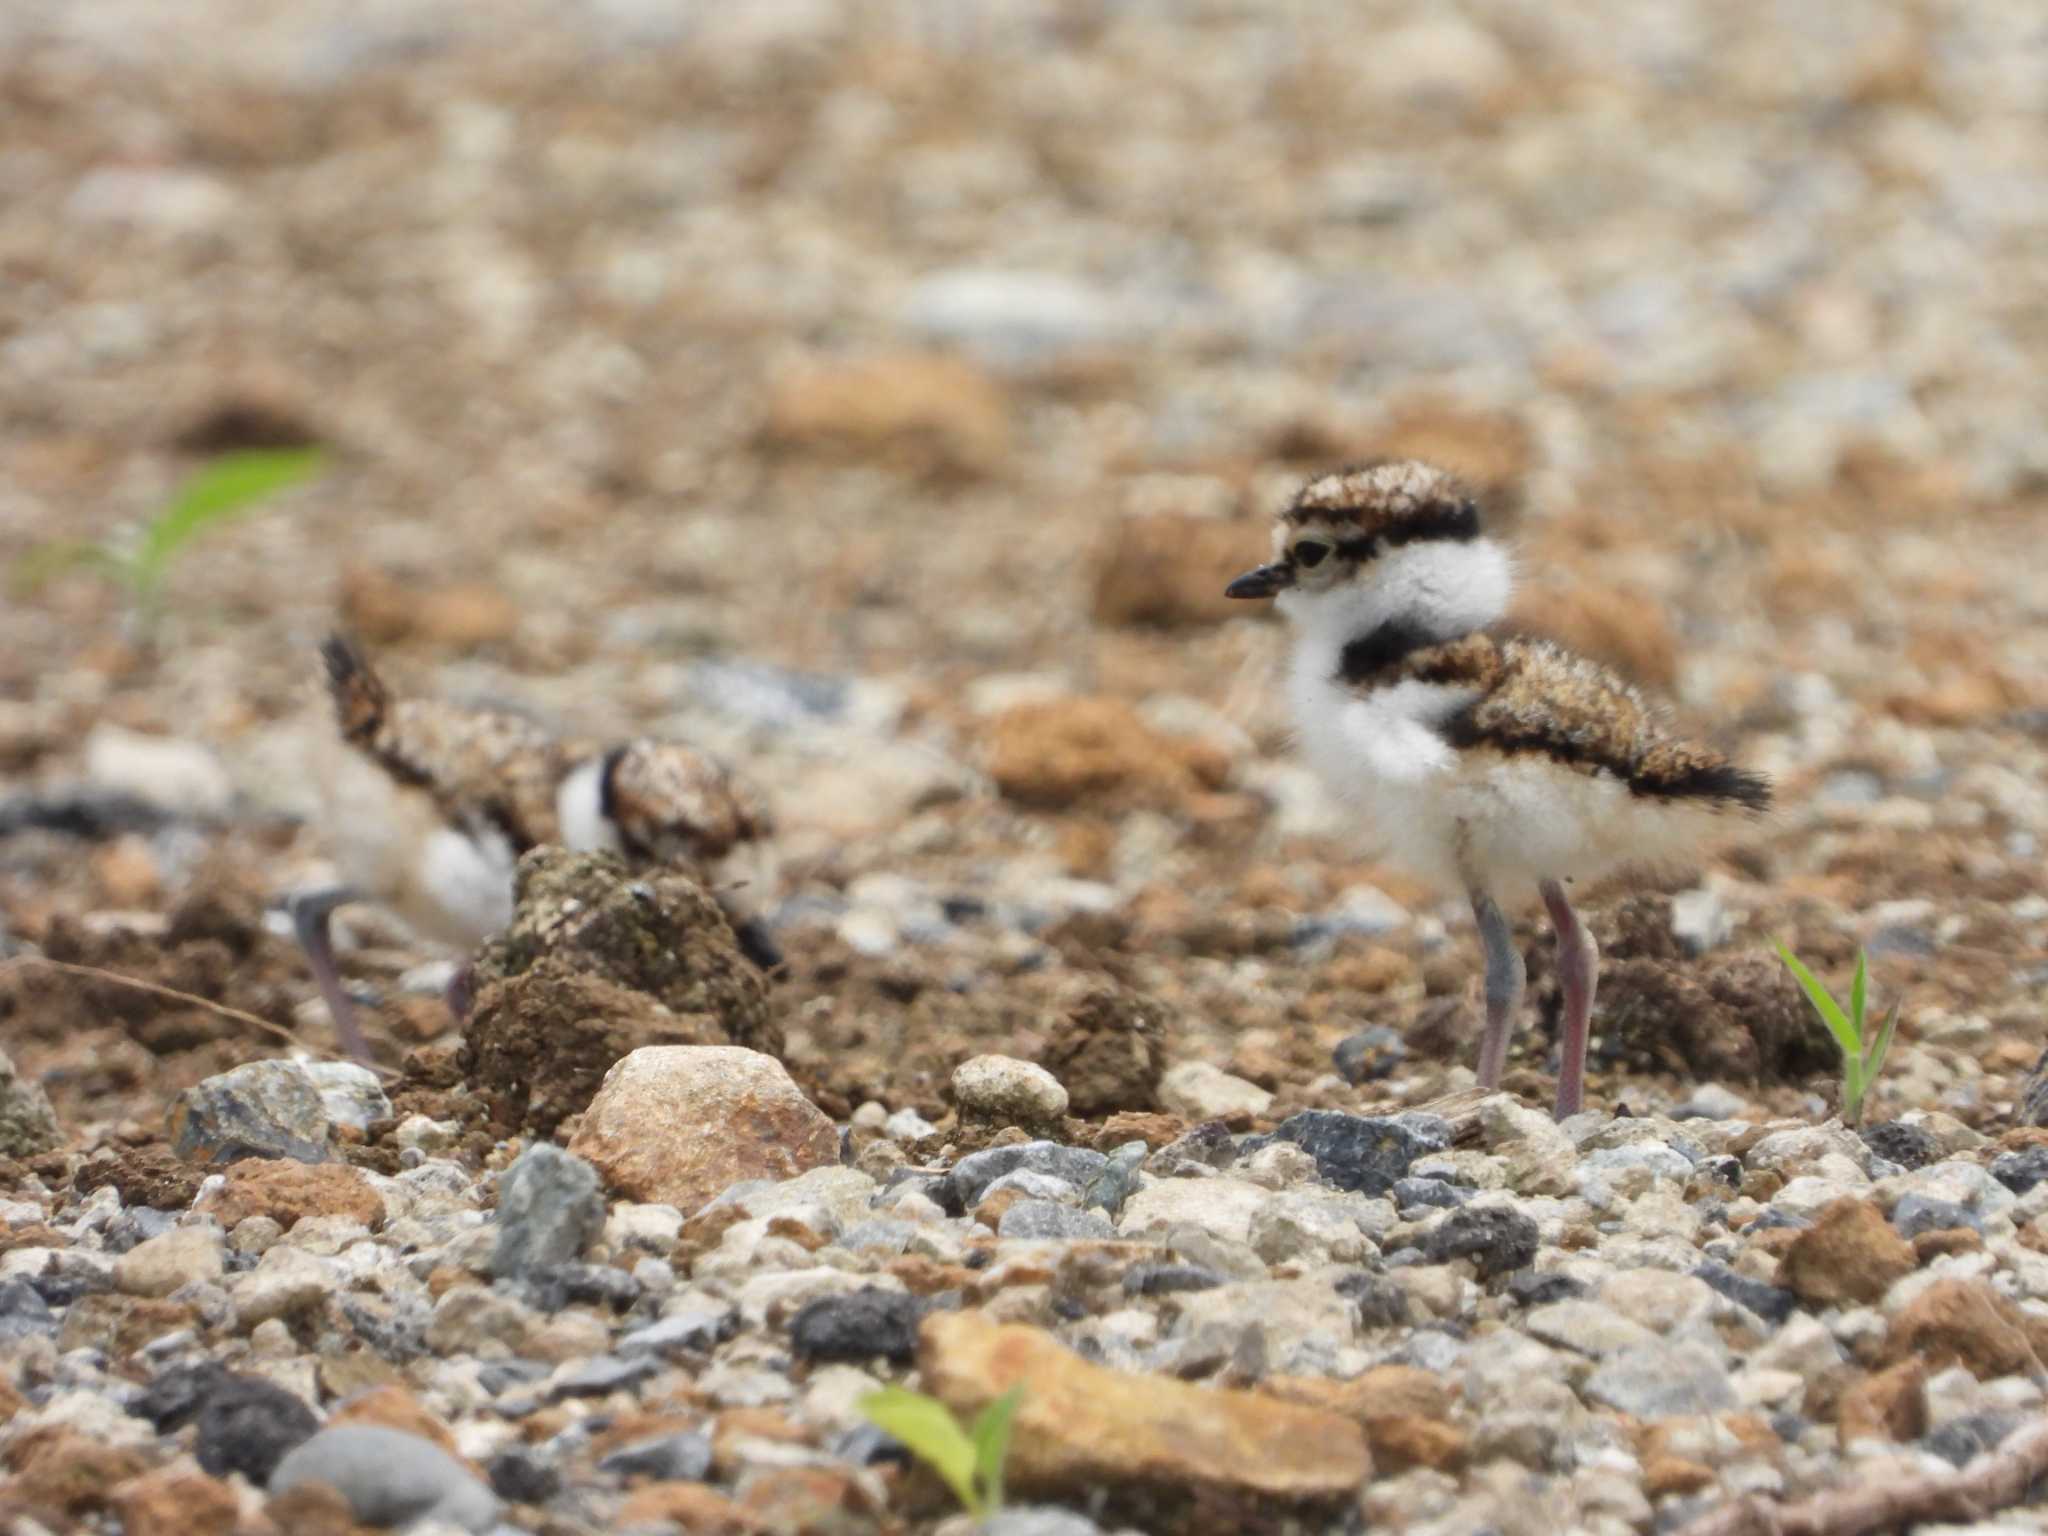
[1280, 460, 1482, 548]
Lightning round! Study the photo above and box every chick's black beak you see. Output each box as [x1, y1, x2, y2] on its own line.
[1225, 562, 1292, 600]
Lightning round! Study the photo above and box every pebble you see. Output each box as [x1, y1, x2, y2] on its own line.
[600, 1430, 714, 1482]
[0, 1046, 61, 1157]
[114, 1225, 225, 1298]
[953, 1054, 1070, 1130]
[490, 1143, 605, 1283]
[1417, 1205, 1538, 1278]
[944, 1142, 1109, 1211]
[190, 1373, 320, 1483]
[270, 1424, 501, 1533]
[1989, 1147, 2048, 1195]
[301, 1062, 392, 1133]
[1267, 1111, 1450, 1196]
[1000, 1201, 1117, 1241]
[0, 1276, 56, 1340]
[168, 1061, 332, 1164]
[1584, 1343, 1737, 1417]
[787, 1288, 924, 1364]
[1157, 1061, 1273, 1121]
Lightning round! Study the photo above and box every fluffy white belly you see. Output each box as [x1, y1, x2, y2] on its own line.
[1289, 666, 1698, 895]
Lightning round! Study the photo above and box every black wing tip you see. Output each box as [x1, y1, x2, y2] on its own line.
[1636, 760, 1773, 813]
[320, 632, 367, 686]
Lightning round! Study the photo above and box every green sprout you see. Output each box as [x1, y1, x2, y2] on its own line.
[15, 447, 326, 623]
[1775, 942, 1901, 1128]
[858, 1385, 1022, 1518]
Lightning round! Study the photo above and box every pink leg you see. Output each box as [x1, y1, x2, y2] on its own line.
[1539, 878, 1598, 1119]
[289, 887, 375, 1064]
[1468, 887, 1524, 1091]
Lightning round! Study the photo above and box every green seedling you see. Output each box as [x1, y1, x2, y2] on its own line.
[15, 447, 325, 623]
[858, 1385, 1022, 1518]
[1774, 942, 1901, 1128]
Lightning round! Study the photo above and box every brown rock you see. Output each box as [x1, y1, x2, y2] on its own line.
[736, 1464, 873, 1533]
[617, 1482, 764, 1533]
[201, 1159, 386, 1233]
[112, 1464, 240, 1536]
[762, 351, 1011, 477]
[1265, 1365, 1453, 1425]
[918, 1310, 1369, 1528]
[463, 848, 775, 1137]
[984, 697, 1230, 813]
[1885, 1278, 2048, 1380]
[1041, 982, 1172, 1117]
[1914, 1228, 1983, 1261]
[1777, 1199, 1916, 1306]
[1090, 1112, 1187, 1151]
[1092, 514, 1267, 629]
[72, 1143, 205, 1210]
[1641, 1455, 1717, 1499]
[263, 1479, 372, 1536]
[568, 1047, 838, 1212]
[3, 1426, 153, 1521]
[1362, 1415, 1467, 1473]
[57, 1294, 196, 1356]
[1837, 1357, 1928, 1446]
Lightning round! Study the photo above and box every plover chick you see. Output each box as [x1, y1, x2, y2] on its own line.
[1226, 460, 1769, 1118]
[296, 635, 779, 1061]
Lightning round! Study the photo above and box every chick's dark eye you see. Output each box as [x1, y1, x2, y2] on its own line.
[1293, 541, 1329, 568]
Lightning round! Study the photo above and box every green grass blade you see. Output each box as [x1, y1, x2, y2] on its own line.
[133, 448, 325, 591]
[1849, 950, 1868, 1033]
[1774, 942, 1859, 1058]
[859, 1388, 980, 1513]
[972, 1387, 1024, 1514]
[1865, 999, 1902, 1084]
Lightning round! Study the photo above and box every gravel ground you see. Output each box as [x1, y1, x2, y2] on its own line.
[2, 2, 2047, 1533]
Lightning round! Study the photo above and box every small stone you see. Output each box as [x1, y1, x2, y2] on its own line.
[1504, 1270, 1585, 1308]
[1861, 1121, 1940, 1171]
[620, 1306, 737, 1358]
[1524, 1301, 1660, 1360]
[600, 1431, 714, 1483]
[1417, 1206, 1538, 1279]
[547, 1353, 659, 1400]
[1584, 1343, 1736, 1417]
[616, 1481, 759, 1531]
[1598, 1270, 1719, 1333]
[0, 1277, 57, 1341]
[112, 1465, 240, 1536]
[200, 1160, 385, 1233]
[1332, 1027, 1407, 1086]
[1122, 1263, 1224, 1297]
[1158, 1061, 1273, 1121]
[194, 1374, 320, 1483]
[1676, 1083, 1749, 1121]
[977, 1508, 1107, 1536]
[1691, 1261, 1797, 1327]
[1838, 1357, 1927, 1445]
[1885, 1279, 2048, 1380]
[1269, 1111, 1449, 1196]
[488, 1447, 561, 1504]
[0, 1046, 61, 1157]
[1081, 1142, 1146, 1217]
[232, 1246, 332, 1328]
[169, 1061, 331, 1165]
[953, 1055, 1069, 1131]
[1000, 1201, 1117, 1241]
[269, 1425, 500, 1533]
[919, 1310, 1370, 1515]
[1891, 1194, 1982, 1238]
[568, 1047, 838, 1212]
[327, 1384, 466, 1463]
[1920, 1411, 2025, 1468]
[1117, 1177, 1269, 1247]
[788, 1288, 923, 1364]
[491, 1143, 605, 1282]
[1778, 1199, 1917, 1306]
[944, 1143, 1109, 1211]
[301, 1062, 393, 1133]
[1990, 1147, 2048, 1195]
[114, 1227, 224, 1299]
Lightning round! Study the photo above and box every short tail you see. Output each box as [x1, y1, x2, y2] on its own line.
[321, 634, 390, 748]
[1632, 752, 1772, 813]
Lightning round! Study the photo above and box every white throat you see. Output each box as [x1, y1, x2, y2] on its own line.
[1277, 537, 1513, 672]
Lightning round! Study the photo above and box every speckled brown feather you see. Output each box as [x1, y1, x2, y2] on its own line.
[597, 739, 773, 864]
[321, 634, 568, 849]
[1354, 632, 1771, 810]
[1282, 459, 1480, 542]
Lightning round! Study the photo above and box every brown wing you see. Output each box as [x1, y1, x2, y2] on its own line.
[321, 634, 567, 849]
[1392, 634, 1770, 811]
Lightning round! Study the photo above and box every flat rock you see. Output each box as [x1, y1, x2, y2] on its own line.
[1268, 1111, 1449, 1196]
[269, 1424, 500, 1533]
[490, 1142, 605, 1282]
[1778, 1197, 1917, 1306]
[200, 1159, 385, 1233]
[1584, 1343, 1736, 1417]
[168, 1061, 331, 1164]
[114, 1226, 224, 1298]
[918, 1310, 1370, 1519]
[568, 1046, 838, 1213]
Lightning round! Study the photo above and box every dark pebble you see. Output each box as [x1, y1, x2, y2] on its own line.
[1694, 1261, 1797, 1326]
[1334, 1270, 1414, 1328]
[1505, 1269, 1587, 1308]
[0, 1277, 56, 1341]
[788, 1287, 924, 1364]
[1891, 1194, 1982, 1238]
[1747, 1208, 1811, 1231]
[546, 1354, 659, 1400]
[1990, 1147, 2048, 1195]
[832, 1422, 911, 1467]
[1392, 1176, 1469, 1211]
[1269, 1110, 1450, 1196]
[1700, 1155, 1743, 1187]
[478, 1360, 550, 1396]
[1419, 1206, 1539, 1279]
[1121, 1263, 1224, 1297]
[194, 1374, 321, 1482]
[943, 1143, 1108, 1212]
[132, 1361, 238, 1433]
[1921, 1412, 2024, 1468]
[522, 1263, 642, 1313]
[488, 1448, 561, 1504]
[1332, 1027, 1407, 1085]
[1860, 1120, 1939, 1172]
[599, 1431, 713, 1483]
[29, 1264, 112, 1308]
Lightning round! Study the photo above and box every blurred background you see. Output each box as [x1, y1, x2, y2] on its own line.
[1, 1, 2044, 1127]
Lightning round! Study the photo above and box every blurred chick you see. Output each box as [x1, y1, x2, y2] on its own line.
[295, 634, 780, 1061]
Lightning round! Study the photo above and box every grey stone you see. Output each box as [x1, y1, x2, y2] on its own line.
[1584, 1343, 1735, 1417]
[981, 1169, 1083, 1205]
[998, 1201, 1116, 1241]
[0, 1278, 56, 1341]
[1921, 1412, 2024, 1468]
[0, 1046, 60, 1158]
[944, 1142, 1107, 1211]
[302, 1061, 392, 1133]
[1418, 1205, 1538, 1278]
[1991, 1147, 2048, 1195]
[788, 1288, 923, 1364]
[547, 1354, 659, 1400]
[194, 1374, 320, 1482]
[490, 1144, 605, 1283]
[599, 1431, 713, 1482]
[975, 1508, 1106, 1536]
[1082, 1141, 1146, 1217]
[170, 1061, 331, 1164]
[1267, 1111, 1449, 1196]
[619, 1306, 736, 1358]
[1891, 1194, 1983, 1237]
[270, 1424, 501, 1533]
[1693, 1261, 1797, 1326]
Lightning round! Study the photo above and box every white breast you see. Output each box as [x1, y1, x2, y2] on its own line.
[556, 756, 621, 854]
